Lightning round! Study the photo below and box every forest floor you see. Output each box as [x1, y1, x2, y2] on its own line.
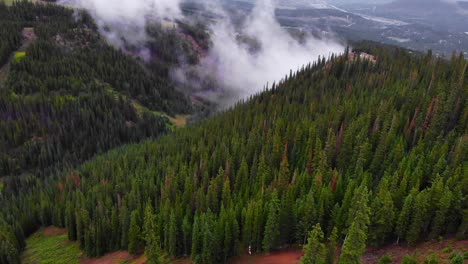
[229, 248, 303, 264]
[81, 251, 146, 264]
[23, 227, 467, 264]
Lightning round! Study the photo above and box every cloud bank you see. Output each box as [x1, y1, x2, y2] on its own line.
[190, 0, 343, 104]
[60, 0, 182, 47]
[61, 0, 344, 106]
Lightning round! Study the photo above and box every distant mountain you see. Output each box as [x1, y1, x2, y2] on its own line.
[458, 1, 468, 9]
[377, 0, 468, 32]
[387, 0, 468, 11]
[386, 0, 456, 10]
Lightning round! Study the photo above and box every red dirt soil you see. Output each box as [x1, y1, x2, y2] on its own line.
[229, 249, 303, 264]
[80, 251, 142, 264]
[43, 226, 66, 237]
[223, 239, 468, 264]
[361, 239, 468, 264]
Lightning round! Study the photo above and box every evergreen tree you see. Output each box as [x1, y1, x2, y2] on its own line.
[128, 210, 142, 255]
[168, 211, 178, 257]
[263, 191, 280, 252]
[396, 191, 415, 244]
[300, 223, 326, 264]
[143, 202, 164, 264]
[406, 191, 429, 245]
[338, 186, 370, 264]
[369, 178, 395, 245]
[326, 227, 339, 264]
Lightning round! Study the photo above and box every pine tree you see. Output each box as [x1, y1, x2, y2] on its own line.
[300, 223, 326, 264]
[396, 192, 415, 244]
[338, 186, 370, 264]
[263, 190, 280, 252]
[191, 214, 202, 262]
[120, 204, 130, 249]
[406, 190, 429, 245]
[182, 215, 191, 257]
[128, 210, 142, 255]
[168, 211, 177, 257]
[326, 227, 338, 264]
[143, 202, 162, 264]
[297, 190, 317, 244]
[242, 203, 254, 247]
[429, 187, 452, 239]
[369, 178, 395, 245]
[201, 212, 217, 264]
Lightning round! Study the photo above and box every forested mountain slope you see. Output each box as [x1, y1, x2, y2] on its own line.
[0, 1, 195, 181]
[1, 43, 466, 263]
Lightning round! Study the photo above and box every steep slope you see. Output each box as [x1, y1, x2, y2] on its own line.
[1, 44, 466, 263]
[0, 2, 196, 180]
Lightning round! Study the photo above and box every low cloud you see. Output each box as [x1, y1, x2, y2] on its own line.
[61, 0, 345, 106]
[188, 0, 343, 104]
[60, 0, 182, 47]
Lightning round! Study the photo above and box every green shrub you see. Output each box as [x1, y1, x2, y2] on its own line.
[377, 254, 392, 264]
[402, 254, 418, 264]
[423, 254, 438, 264]
[442, 247, 452, 253]
[449, 253, 463, 264]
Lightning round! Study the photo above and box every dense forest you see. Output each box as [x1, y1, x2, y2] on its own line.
[0, 1, 467, 264]
[0, 1, 204, 180]
[1, 21, 467, 262]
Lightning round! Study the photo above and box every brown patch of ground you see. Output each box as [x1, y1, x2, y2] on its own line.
[168, 114, 190, 127]
[81, 249, 149, 264]
[42, 226, 66, 237]
[362, 239, 468, 264]
[80, 251, 132, 264]
[229, 248, 303, 264]
[22, 27, 38, 43]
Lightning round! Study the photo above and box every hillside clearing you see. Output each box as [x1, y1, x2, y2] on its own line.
[167, 114, 190, 127]
[22, 227, 82, 264]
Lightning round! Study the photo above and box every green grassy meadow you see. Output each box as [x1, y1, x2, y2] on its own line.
[22, 228, 82, 264]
